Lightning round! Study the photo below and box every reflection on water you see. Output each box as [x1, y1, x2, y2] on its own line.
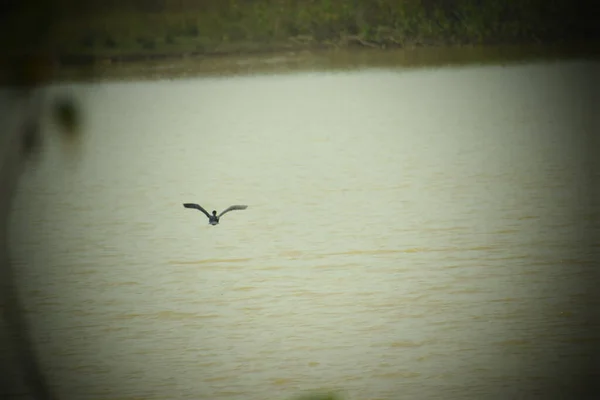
[7, 59, 599, 400]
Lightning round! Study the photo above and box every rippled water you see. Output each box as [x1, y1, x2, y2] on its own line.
[6, 60, 599, 399]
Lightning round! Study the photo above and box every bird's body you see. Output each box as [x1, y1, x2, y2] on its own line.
[183, 203, 248, 226]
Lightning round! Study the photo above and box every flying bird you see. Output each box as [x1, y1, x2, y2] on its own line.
[183, 203, 248, 225]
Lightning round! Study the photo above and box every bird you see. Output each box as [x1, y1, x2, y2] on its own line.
[183, 203, 248, 225]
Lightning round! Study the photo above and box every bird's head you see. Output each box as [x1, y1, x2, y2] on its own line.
[212, 210, 217, 216]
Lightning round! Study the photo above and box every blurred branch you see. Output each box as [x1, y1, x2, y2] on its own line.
[1, 2, 83, 400]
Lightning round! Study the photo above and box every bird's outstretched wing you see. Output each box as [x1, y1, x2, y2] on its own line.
[183, 203, 210, 218]
[218, 205, 248, 218]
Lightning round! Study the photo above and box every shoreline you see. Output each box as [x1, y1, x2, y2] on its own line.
[13, 38, 600, 67]
[2, 40, 599, 86]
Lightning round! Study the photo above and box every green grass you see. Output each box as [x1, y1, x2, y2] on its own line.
[2, 0, 597, 62]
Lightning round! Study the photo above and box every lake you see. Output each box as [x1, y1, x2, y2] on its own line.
[4, 56, 599, 400]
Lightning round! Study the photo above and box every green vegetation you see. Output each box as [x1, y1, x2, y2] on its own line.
[2, 0, 596, 64]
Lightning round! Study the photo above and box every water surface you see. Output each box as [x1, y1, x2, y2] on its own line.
[7, 59, 599, 400]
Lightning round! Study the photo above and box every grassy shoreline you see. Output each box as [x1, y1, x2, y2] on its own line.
[3, 38, 599, 87]
[3, 0, 598, 65]
[45, 42, 600, 86]
[1, 0, 598, 85]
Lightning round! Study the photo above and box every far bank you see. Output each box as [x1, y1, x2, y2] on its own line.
[3, 0, 598, 64]
[1, 0, 599, 84]
[2, 41, 600, 86]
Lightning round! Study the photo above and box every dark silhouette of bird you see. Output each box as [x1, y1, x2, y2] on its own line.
[183, 203, 248, 225]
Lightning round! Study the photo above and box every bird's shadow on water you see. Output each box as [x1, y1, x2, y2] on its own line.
[288, 391, 345, 400]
